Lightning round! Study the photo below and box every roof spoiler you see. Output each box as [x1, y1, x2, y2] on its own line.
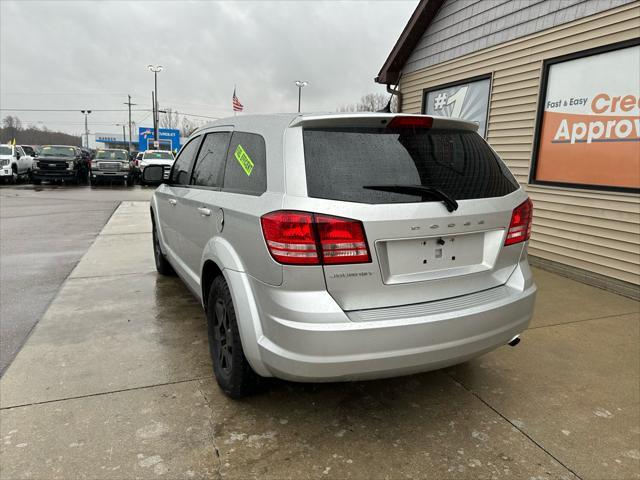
[289, 114, 479, 131]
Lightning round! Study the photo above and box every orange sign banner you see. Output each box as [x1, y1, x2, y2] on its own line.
[536, 111, 640, 188]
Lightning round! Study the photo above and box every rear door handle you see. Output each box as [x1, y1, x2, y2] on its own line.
[168, 199, 177, 206]
[197, 207, 211, 216]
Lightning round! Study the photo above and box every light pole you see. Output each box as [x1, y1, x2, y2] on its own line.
[295, 80, 308, 113]
[147, 65, 163, 146]
[80, 110, 92, 148]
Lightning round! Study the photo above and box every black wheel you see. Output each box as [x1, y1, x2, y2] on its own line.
[32, 178, 41, 185]
[152, 218, 175, 276]
[207, 276, 260, 398]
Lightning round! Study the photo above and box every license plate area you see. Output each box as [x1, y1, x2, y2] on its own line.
[376, 230, 503, 285]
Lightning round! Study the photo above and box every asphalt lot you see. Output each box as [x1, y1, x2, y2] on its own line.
[0, 184, 153, 374]
[0, 199, 638, 479]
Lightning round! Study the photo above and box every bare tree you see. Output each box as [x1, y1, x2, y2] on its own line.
[159, 108, 180, 129]
[1, 116, 81, 146]
[180, 116, 202, 137]
[2, 115, 22, 130]
[338, 93, 398, 113]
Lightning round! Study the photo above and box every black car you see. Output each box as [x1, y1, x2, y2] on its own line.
[31, 145, 87, 185]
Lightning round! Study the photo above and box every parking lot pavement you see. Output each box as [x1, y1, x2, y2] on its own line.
[0, 185, 152, 375]
[1, 201, 638, 480]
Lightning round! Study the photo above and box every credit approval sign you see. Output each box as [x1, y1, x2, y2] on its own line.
[533, 43, 640, 190]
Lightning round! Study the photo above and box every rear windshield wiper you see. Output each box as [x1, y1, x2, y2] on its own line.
[363, 184, 459, 212]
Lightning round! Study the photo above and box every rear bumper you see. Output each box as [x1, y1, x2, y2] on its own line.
[231, 260, 536, 382]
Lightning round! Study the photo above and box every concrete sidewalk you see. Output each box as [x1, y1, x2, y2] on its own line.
[1, 201, 638, 480]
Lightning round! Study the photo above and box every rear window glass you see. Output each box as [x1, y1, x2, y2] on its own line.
[222, 132, 266, 195]
[303, 127, 518, 204]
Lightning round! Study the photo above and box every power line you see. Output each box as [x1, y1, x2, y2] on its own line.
[0, 108, 147, 112]
[1, 108, 218, 119]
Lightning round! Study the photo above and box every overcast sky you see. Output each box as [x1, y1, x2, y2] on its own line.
[0, 0, 416, 136]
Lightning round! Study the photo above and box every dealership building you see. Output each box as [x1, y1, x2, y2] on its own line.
[377, 0, 639, 298]
[91, 127, 186, 152]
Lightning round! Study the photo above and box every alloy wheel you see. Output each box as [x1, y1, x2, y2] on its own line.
[213, 298, 233, 376]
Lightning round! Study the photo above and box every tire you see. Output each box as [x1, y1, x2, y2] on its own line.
[32, 178, 41, 185]
[152, 219, 175, 276]
[207, 275, 260, 398]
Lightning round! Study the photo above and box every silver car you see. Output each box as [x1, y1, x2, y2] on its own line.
[145, 113, 537, 398]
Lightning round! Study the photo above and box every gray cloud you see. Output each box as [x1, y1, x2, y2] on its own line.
[0, 0, 416, 135]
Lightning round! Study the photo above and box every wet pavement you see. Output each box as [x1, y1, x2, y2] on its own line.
[0, 201, 638, 479]
[0, 184, 153, 374]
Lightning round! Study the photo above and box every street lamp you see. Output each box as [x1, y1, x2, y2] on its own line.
[294, 80, 308, 113]
[80, 110, 92, 148]
[147, 65, 163, 146]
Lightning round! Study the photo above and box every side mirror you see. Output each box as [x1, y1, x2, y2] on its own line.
[16, 152, 21, 160]
[141, 164, 165, 185]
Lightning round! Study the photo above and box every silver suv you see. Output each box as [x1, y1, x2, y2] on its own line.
[145, 113, 537, 398]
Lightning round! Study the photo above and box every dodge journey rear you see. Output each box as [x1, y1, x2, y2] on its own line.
[144, 113, 537, 398]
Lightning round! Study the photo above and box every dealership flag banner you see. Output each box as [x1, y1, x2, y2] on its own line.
[535, 44, 640, 189]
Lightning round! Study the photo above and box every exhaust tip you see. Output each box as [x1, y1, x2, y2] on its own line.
[508, 335, 521, 347]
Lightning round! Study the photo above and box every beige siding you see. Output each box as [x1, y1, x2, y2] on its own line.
[399, 2, 640, 285]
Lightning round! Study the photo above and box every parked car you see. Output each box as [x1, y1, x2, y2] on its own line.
[138, 150, 175, 185]
[89, 148, 133, 186]
[31, 145, 84, 185]
[143, 113, 537, 398]
[0, 144, 33, 183]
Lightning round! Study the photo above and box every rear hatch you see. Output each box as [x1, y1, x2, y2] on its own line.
[291, 115, 528, 311]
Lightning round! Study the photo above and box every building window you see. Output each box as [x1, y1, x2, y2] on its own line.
[531, 40, 640, 192]
[422, 74, 491, 138]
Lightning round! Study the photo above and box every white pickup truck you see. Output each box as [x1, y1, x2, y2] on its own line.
[0, 145, 33, 183]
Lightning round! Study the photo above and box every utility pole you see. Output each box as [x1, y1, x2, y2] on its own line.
[80, 110, 92, 148]
[123, 94, 136, 153]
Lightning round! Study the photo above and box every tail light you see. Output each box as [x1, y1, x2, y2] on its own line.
[261, 211, 371, 266]
[387, 116, 433, 129]
[504, 199, 533, 246]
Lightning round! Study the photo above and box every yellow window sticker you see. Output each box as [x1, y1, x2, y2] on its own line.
[234, 144, 254, 176]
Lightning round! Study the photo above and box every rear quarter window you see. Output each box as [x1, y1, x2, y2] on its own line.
[303, 127, 518, 204]
[222, 132, 266, 195]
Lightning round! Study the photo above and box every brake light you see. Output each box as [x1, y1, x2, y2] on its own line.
[504, 199, 533, 246]
[387, 116, 433, 129]
[261, 211, 371, 265]
[261, 211, 318, 264]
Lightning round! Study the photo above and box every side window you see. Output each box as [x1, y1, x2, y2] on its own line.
[223, 132, 267, 195]
[191, 132, 231, 188]
[170, 137, 201, 185]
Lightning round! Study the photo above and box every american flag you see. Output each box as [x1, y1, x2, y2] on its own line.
[232, 87, 244, 112]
